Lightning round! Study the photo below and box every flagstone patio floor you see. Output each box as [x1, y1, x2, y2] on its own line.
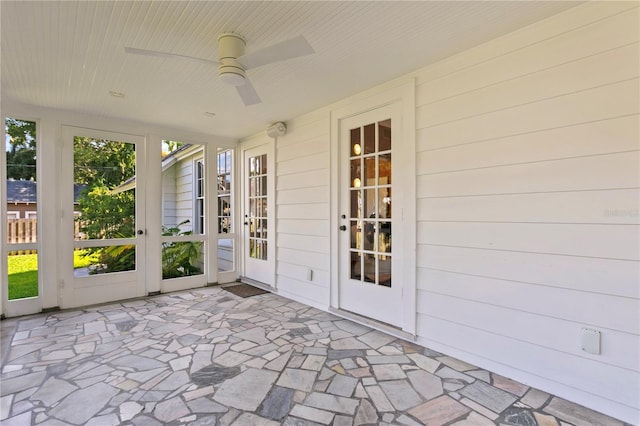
[0, 287, 629, 426]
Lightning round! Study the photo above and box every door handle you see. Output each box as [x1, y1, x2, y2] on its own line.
[137, 229, 144, 235]
[339, 225, 347, 231]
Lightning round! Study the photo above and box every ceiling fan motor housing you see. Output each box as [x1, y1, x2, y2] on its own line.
[218, 33, 246, 86]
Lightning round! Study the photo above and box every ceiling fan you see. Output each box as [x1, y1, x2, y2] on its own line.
[124, 33, 314, 106]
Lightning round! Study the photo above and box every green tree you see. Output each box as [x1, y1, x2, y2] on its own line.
[77, 182, 135, 239]
[73, 137, 137, 273]
[5, 118, 37, 180]
[73, 137, 136, 187]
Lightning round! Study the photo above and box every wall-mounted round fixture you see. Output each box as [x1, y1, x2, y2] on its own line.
[266, 122, 287, 138]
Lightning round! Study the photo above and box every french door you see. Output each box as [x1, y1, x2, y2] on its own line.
[242, 144, 274, 286]
[338, 104, 403, 326]
[60, 126, 146, 308]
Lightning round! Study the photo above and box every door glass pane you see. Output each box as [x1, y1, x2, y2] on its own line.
[350, 159, 361, 188]
[378, 188, 391, 219]
[74, 245, 136, 276]
[248, 154, 267, 260]
[379, 120, 392, 152]
[364, 157, 376, 186]
[350, 190, 361, 219]
[350, 128, 361, 156]
[347, 119, 393, 287]
[73, 136, 136, 275]
[363, 123, 375, 154]
[379, 153, 391, 185]
[6, 118, 39, 299]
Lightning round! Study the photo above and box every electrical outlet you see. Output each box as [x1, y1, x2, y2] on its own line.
[581, 328, 601, 355]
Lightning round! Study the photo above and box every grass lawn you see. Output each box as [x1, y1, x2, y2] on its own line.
[7, 251, 98, 300]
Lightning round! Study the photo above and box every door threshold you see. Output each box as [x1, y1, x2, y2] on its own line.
[237, 277, 274, 292]
[329, 307, 416, 342]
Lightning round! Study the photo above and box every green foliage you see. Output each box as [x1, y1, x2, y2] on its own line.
[87, 243, 136, 275]
[77, 184, 135, 239]
[5, 118, 37, 180]
[162, 220, 203, 279]
[73, 137, 136, 187]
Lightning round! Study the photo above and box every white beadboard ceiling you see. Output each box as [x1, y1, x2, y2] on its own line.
[1, 1, 580, 140]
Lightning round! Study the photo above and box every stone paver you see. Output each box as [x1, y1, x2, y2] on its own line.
[0, 288, 629, 426]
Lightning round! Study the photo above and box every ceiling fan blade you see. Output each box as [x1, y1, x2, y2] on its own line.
[238, 35, 314, 70]
[124, 46, 218, 67]
[235, 78, 262, 106]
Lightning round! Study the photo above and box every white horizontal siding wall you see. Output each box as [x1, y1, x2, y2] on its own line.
[175, 159, 195, 231]
[162, 165, 177, 228]
[414, 3, 639, 424]
[244, 2, 638, 423]
[275, 115, 331, 308]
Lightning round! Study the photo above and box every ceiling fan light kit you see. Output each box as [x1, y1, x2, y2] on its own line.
[217, 33, 247, 86]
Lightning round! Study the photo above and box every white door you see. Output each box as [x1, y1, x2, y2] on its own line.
[338, 104, 402, 326]
[242, 144, 274, 286]
[61, 126, 146, 308]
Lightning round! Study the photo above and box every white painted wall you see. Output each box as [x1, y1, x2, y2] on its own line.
[275, 113, 332, 307]
[413, 3, 639, 423]
[162, 165, 177, 228]
[241, 2, 639, 423]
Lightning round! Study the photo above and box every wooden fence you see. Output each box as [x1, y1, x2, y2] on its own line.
[7, 219, 37, 254]
[6, 219, 81, 255]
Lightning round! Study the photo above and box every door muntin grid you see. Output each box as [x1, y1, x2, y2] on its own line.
[247, 154, 267, 260]
[349, 119, 392, 287]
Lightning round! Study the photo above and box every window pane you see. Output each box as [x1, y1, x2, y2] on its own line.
[218, 239, 234, 272]
[162, 241, 204, 279]
[7, 251, 38, 300]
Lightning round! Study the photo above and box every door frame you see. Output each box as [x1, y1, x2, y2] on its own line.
[330, 79, 417, 334]
[60, 125, 147, 308]
[240, 138, 276, 287]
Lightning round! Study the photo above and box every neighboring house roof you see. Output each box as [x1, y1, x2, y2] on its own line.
[7, 179, 86, 203]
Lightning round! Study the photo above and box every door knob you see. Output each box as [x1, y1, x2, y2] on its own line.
[137, 229, 144, 235]
[339, 225, 347, 231]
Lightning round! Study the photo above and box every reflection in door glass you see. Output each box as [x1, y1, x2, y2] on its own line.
[349, 119, 392, 287]
[73, 136, 136, 275]
[248, 154, 267, 260]
[5, 117, 39, 299]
